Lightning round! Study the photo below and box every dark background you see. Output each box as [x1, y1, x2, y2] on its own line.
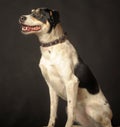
[0, 0, 120, 127]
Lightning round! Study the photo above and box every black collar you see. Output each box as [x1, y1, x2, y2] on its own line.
[40, 34, 67, 47]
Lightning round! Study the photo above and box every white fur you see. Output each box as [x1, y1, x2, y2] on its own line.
[20, 9, 113, 127]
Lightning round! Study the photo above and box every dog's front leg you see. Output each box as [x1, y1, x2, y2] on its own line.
[65, 75, 79, 127]
[47, 85, 58, 127]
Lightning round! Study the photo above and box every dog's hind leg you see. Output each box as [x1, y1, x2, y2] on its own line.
[100, 118, 112, 127]
[74, 109, 94, 127]
[85, 104, 112, 127]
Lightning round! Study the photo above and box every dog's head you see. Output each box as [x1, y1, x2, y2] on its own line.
[19, 8, 60, 35]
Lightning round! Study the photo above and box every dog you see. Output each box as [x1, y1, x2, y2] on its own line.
[19, 8, 113, 127]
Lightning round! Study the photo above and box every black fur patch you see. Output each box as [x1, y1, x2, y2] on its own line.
[31, 8, 60, 33]
[74, 57, 99, 94]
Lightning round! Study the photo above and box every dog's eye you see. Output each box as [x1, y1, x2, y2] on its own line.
[40, 14, 44, 18]
[31, 12, 45, 20]
[31, 13, 37, 18]
[31, 12, 40, 18]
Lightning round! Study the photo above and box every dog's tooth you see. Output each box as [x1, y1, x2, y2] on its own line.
[22, 25, 40, 32]
[27, 26, 31, 31]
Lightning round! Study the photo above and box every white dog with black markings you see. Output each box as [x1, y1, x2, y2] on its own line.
[19, 8, 113, 127]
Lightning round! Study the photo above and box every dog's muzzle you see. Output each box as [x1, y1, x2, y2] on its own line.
[19, 15, 41, 32]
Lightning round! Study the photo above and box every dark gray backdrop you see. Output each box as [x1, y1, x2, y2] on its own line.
[0, 0, 120, 127]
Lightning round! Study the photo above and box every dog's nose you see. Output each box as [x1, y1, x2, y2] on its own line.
[19, 15, 27, 23]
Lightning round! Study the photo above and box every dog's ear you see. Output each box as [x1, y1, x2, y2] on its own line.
[46, 9, 60, 33]
[39, 8, 60, 26]
[50, 10, 60, 26]
[39, 8, 60, 33]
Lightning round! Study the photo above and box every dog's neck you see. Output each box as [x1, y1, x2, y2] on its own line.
[37, 24, 64, 44]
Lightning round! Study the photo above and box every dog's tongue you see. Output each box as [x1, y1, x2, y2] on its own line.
[22, 25, 41, 32]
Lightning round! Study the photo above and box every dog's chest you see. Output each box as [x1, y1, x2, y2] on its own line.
[39, 42, 78, 99]
[39, 52, 67, 99]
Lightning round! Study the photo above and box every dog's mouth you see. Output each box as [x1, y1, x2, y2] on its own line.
[21, 24, 41, 32]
